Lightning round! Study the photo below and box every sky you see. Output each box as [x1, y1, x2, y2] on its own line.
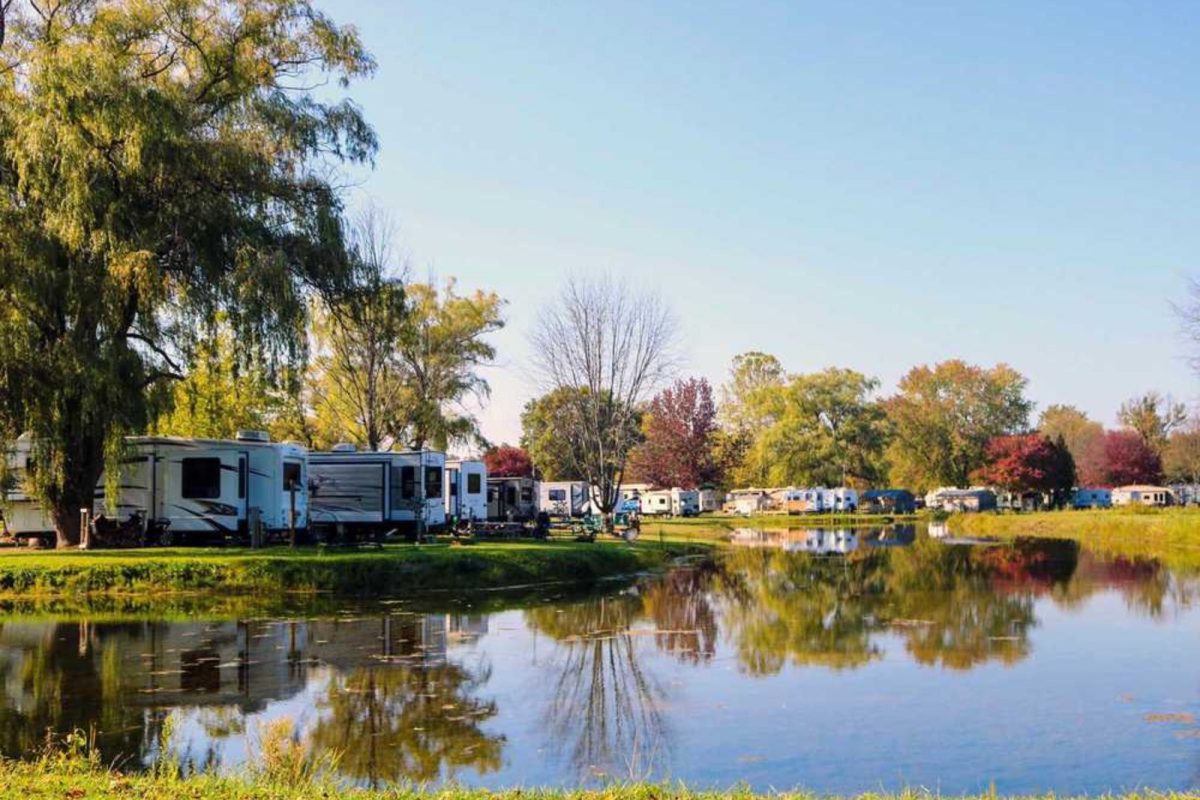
[326, 0, 1200, 450]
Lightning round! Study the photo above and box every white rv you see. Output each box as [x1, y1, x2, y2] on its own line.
[309, 447, 446, 537]
[487, 476, 539, 520]
[445, 459, 488, 523]
[639, 488, 700, 517]
[539, 481, 589, 517]
[697, 488, 721, 513]
[2, 432, 308, 543]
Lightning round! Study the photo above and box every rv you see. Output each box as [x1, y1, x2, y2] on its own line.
[445, 459, 488, 523]
[308, 447, 447, 537]
[697, 488, 722, 513]
[1072, 488, 1112, 509]
[725, 489, 771, 515]
[1112, 485, 1174, 507]
[487, 476, 539, 521]
[637, 488, 700, 517]
[539, 481, 590, 517]
[784, 488, 826, 514]
[1, 432, 308, 543]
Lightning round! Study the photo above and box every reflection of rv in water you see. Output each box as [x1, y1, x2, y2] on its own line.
[444, 459, 488, 523]
[729, 527, 860, 555]
[2, 431, 307, 543]
[308, 446, 447, 537]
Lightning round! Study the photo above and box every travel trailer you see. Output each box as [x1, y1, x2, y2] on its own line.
[308, 447, 447, 537]
[445, 459, 488, 523]
[1072, 488, 1112, 509]
[784, 488, 826, 514]
[1, 432, 308, 543]
[487, 476, 539, 520]
[697, 488, 722, 513]
[1112, 485, 1174, 507]
[725, 489, 771, 515]
[638, 488, 701, 517]
[538, 481, 590, 517]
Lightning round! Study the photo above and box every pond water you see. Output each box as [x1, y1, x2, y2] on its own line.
[2, 526, 1200, 794]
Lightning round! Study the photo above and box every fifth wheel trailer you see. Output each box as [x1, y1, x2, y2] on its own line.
[308, 447, 447, 537]
[1, 432, 308, 543]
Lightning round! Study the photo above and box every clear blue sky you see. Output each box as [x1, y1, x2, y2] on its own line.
[328, 1, 1199, 449]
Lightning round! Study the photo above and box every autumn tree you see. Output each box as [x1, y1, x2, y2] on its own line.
[1117, 392, 1188, 454]
[308, 207, 407, 450]
[1163, 425, 1200, 485]
[1038, 405, 1103, 468]
[482, 445, 534, 478]
[0, 0, 375, 546]
[628, 377, 719, 489]
[738, 368, 889, 488]
[391, 280, 504, 451]
[716, 352, 785, 484]
[520, 387, 641, 483]
[884, 361, 1032, 492]
[1078, 430, 1163, 487]
[529, 276, 676, 520]
[971, 434, 1075, 502]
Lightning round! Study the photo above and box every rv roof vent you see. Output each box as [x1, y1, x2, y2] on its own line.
[331, 443, 358, 453]
[236, 429, 270, 443]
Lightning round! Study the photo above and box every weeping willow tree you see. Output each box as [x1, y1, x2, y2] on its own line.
[0, 0, 376, 546]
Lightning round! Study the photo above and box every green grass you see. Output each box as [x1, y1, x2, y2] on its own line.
[0, 754, 1194, 800]
[949, 507, 1200, 569]
[0, 538, 709, 599]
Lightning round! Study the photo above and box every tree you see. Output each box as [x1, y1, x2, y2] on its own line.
[1078, 430, 1163, 487]
[1038, 405, 1103, 467]
[482, 445, 533, 478]
[971, 434, 1075, 499]
[392, 280, 504, 451]
[0, 0, 375, 546]
[884, 361, 1032, 491]
[737, 369, 889, 488]
[628, 377, 719, 489]
[152, 320, 282, 440]
[307, 207, 408, 451]
[1163, 425, 1200, 485]
[529, 276, 676, 519]
[519, 388, 589, 481]
[719, 352, 785, 433]
[1117, 392, 1188, 454]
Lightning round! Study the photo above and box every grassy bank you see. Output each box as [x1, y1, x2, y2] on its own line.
[0, 755, 1191, 800]
[650, 513, 918, 539]
[948, 507, 1200, 568]
[0, 538, 708, 599]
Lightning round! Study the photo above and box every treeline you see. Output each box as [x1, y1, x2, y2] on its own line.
[497, 354, 1200, 495]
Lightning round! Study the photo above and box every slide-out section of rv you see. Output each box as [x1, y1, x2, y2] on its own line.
[309, 447, 446, 538]
[538, 481, 589, 517]
[487, 477, 538, 521]
[445, 459, 488, 523]
[3, 431, 307, 543]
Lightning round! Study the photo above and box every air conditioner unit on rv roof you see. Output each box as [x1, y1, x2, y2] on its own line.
[235, 430, 270, 443]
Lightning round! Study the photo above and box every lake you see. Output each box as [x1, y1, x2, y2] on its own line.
[1, 525, 1198, 794]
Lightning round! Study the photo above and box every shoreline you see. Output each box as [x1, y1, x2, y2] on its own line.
[0, 538, 713, 600]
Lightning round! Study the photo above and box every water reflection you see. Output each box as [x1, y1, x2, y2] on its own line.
[0, 531, 1197, 791]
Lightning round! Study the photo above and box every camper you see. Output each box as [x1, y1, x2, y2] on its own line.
[445, 459, 488, 523]
[927, 488, 997, 513]
[1072, 488, 1112, 509]
[539, 481, 590, 517]
[638, 488, 701, 517]
[725, 489, 771, 515]
[487, 476, 539, 521]
[860, 489, 916, 514]
[1112, 485, 1174, 507]
[697, 488, 722, 513]
[784, 488, 826, 514]
[309, 447, 447, 537]
[1, 431, 308, 543]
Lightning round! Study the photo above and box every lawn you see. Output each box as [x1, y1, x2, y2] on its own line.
[0, 536, 709, 599]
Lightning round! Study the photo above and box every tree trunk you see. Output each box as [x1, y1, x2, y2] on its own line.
[50, 503, 83, 549]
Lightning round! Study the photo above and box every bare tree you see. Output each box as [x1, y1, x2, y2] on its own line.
[530, 275, 677, 525]
[1183, 278, 1200, 377]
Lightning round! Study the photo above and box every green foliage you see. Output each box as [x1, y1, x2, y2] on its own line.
[521, 387, 640, 482]
[1037, 404, 1103, 467]
[885, 361, 1032, 491]
[735, 368, 889, 488]
[0, 0, 375, 544]
[1164, 425, 1200, 484]
[1118, 391, 1189, 454]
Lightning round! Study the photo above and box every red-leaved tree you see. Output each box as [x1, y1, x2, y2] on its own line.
[483, 445, 534, 478]
[971, 434, 1075, 497]
[628, 377, 719, 488]
[1078, 430, 1163, 487]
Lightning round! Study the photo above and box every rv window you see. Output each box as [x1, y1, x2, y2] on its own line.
[283, 462, 302, 492]
[467, 473, 482, 494]
[181, 458, 222, 500]
[238, 460, 247, 500]
[449, 473, 459, 497]
[549, 489, 566, 502]
[505, 485, 517, 505]
[425, 467, 443, 499]
[400, 466, 416, 500]
[520, 486, 534, 503]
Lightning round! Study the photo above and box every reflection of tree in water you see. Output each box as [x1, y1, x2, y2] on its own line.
[526, 594, 669, 782]
[309, 621, 503, 787]
[640, 563, 718, 664]
[713, 536, 1076, 674]
[0, 622, 152, 760]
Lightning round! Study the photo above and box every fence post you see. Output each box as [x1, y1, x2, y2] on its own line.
[79, 508, 91, 550]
